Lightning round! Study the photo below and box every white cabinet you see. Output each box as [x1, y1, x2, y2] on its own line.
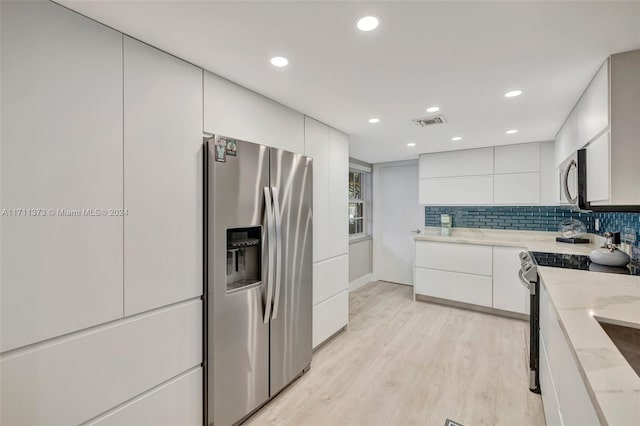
[123, 37, 203, 315]
[203, 71, 304, 154]
[312, 290, 349, 348]
[419, 176, 494, 205]
[415, 268, 493, 307]
[539, 284, 600, 426]
[304, 117, 349, 348]
[313, 255, 349, 306]
[492, 247, 529, 314]
[0, 300, 202, 426]
[419, 147, 493, 178]
[328, 128, 350, 257]
[586, 131, 610, 202]
[493, 173, 540, 205]
[494, 142, 540, 174]
[90, 368, 202, 426]
[414, 242, 529, 316]
[0, 1, 124, 351]
[305, 117, 330, 261]
[415, 241, 492, 276]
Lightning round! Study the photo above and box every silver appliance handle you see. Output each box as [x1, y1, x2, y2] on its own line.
[563, 159, 577, 204]
[518, 269, 531, 291]
[271, 187, 282, 320]
[263, 187, 275, 323]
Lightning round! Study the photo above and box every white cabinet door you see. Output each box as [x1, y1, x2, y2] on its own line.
[577, 61, 609, 149]
[123, 37, 203, 315]
[328, 128, 349, 257]
[415, 241, 493, 276]
[203, 72, 304, 154]
[415, 268, 493, 307]
[419, 176, 493, 205]
[419, 147, 493, 178]
[493, 173, 541, 204]
[313, 254, 348, 305]
[0, 300, 202, 426]
[313, 290, 348, 348]
[540, 336, 563, 426]
[494, 142, 540, 174]
[586, 131, 610, 202]
[492, 246, 529, 314]
[90, 368, 202, 426]
[304, 117, 330, 262]
[0, 1, 123, 351]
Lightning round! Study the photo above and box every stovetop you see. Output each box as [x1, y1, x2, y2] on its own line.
[530, 251, 640, 276]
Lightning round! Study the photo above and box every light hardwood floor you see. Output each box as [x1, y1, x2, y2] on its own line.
[246, 281, 545, 426]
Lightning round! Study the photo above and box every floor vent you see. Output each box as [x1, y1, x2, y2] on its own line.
[413, 115, 447, 127]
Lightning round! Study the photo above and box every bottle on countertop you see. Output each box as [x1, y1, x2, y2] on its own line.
[440, 214, 452, 237]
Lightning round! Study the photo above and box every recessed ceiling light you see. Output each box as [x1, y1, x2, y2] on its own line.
[505, 90, 522, 98]
[426, 106, 440, 113]
[506, 129, 518, 134]
[357, 15, 380, 32]
[407, 142, 416, 147]
[270, 56, 289, 67]
[368, 118, 380, 124]
[451, 136, 462, 141]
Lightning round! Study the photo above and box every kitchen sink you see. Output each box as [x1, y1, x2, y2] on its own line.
[597, 319, 640, 376]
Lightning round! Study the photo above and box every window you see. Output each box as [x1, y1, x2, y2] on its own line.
[349, 169, 370, 238]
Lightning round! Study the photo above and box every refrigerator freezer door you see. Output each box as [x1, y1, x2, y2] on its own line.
[269, 148, 313, 395]
[207, 137, 270, 426]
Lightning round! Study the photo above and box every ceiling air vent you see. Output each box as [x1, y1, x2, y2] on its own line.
[413, 115, 447, 127]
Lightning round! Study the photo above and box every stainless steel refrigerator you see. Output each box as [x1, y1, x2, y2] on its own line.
[204, 135, 313, 426]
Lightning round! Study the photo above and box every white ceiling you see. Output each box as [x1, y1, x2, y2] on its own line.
[59, 0, 640, 164]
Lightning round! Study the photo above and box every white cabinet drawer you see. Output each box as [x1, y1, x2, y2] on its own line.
[313, 254, 348, 305]
[419, 148, 494, 178]
[494, 142, 540, 174]
[0, 300, 202, 426]
[313, 290, 348, 348]
[540, 336, 563, 426]
[415, 268, 492, 307]
[415, 241, 492, 276]
[419, 176, 493, 205]
[90, 368, 202, 426]
[493, 173, 540, 205]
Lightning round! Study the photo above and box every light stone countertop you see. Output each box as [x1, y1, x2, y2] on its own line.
[414, 226, 602, 255]
[413, 226, 640, 425]
[538, 267, 640, 426]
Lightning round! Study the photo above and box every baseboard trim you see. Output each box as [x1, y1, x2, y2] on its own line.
[349, 273, 375, 292]
[415, 294, 529, 321]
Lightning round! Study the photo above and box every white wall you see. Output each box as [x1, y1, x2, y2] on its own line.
[349, 238, 373, 285]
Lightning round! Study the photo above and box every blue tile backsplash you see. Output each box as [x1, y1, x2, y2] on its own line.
[424, 205, 640, 250]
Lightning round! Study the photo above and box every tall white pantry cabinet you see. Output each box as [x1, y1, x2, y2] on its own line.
[304, 117, 350, 349]
[1, 2, 202, 425]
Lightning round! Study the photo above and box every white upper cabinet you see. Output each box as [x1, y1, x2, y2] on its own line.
[304, 117, 330, 262]
[0, 1, 124, 351]
[123, 37, 203, 315]
[328, 128, 349, 257]
[493, 173, 540, 205]
[419, 147, 493, 178]
[494, 142, 540, 174]
[586, 131, 610, 202]
[419, 176, 494, 205]
[555, 61, 609, 167]
[204, 72, 304, 154]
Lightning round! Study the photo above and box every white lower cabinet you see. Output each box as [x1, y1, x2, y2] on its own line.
[414, 242, 528, 315]
[415, 268, 493, 307]
[0, 300, 202, 426]
[492, 246, 529, 314]
[313, 255, 349, 306]
[90, 368, 202, 426]
[313, 290, 348, 349]
[539, 283, 600, 426]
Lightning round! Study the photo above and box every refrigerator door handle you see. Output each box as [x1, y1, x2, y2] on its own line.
[263, 187, 275, 324]
[271, 187, 282, 320]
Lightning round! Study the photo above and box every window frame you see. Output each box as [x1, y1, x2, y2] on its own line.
[349, 168, 370, 240]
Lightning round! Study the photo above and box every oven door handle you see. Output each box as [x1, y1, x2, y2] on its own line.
[518, 269, 532, 291]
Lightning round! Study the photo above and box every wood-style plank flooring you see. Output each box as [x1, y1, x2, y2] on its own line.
[245, 281, 545, 426]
